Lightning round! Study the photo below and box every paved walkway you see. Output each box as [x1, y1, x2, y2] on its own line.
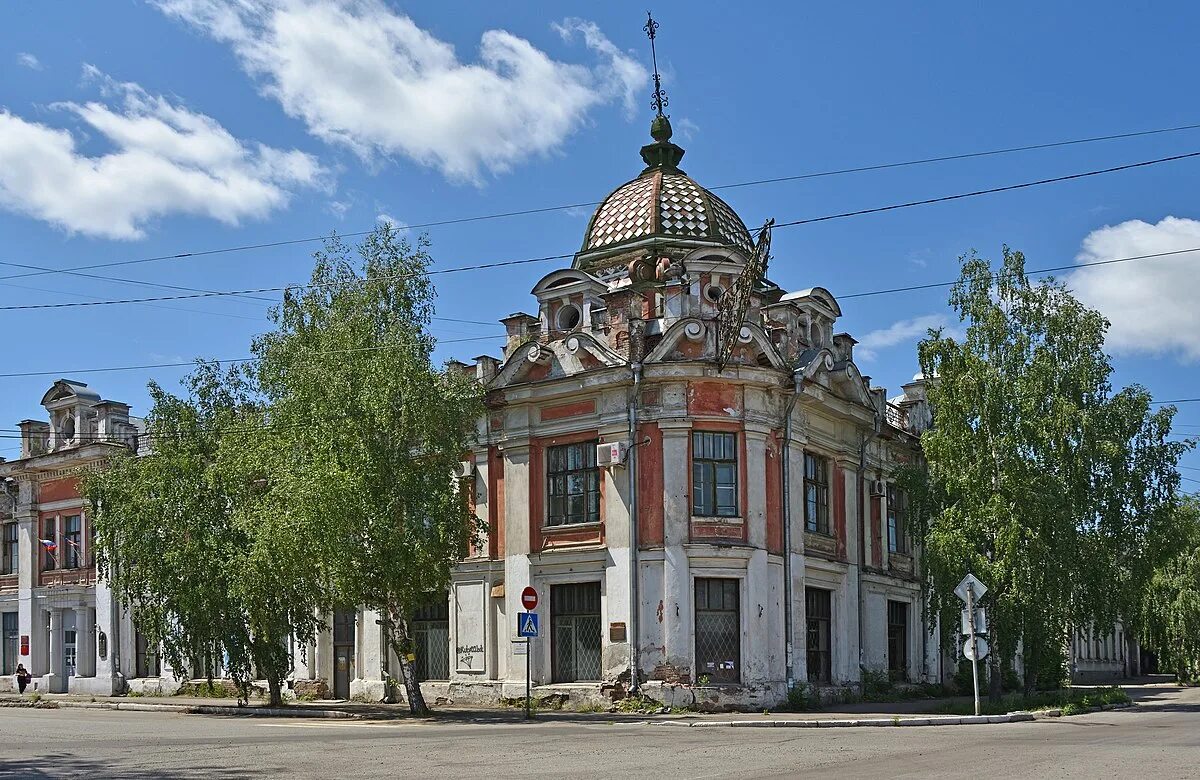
[0, 676, 1175, 725]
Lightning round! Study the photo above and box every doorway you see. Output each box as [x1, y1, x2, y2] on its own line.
[332, 609, 356, 699]
[551, 582, 602, 683]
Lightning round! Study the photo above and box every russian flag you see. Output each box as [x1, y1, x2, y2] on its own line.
[39, 538, 57, 551]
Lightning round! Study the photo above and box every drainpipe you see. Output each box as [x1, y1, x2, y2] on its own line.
[781, 369, 802, 690]
[628, 362, 642, 694]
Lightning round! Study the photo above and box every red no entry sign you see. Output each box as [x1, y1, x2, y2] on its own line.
[521, 586, 538, 610]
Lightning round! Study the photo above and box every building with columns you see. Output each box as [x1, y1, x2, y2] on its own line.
[0, 379, 172, 695]
[322, 115, 939, 709]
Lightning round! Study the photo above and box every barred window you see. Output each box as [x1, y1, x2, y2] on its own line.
[887, 600, 909, 681]
[804, 453, 830, 535]
[692, 432, 738, 517]
[694, 578, 740, 683]
[547, 442, 600, 526]
[806, 587, 832, 683]
[886, 486, 908, 554]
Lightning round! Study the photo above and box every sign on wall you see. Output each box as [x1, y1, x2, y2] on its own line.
[454, 581, 486, 673]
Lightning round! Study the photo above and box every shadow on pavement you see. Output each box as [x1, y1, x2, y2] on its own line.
[0, 754, 274, 780]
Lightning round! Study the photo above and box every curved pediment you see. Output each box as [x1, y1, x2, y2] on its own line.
[645, 318, 787, 370]
[490, 333, 626, 388]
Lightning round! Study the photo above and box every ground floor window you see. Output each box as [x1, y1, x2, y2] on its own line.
[551, 582, 602, 683]
[806, 587, 832, 683]
[412, 600, 450, 682]
[1, 612, 16, 675]
[887, 600, 909, 681]
[64, 629, 77, 678]
[694, 578, 740, 684]
[135, 629, 160, 678]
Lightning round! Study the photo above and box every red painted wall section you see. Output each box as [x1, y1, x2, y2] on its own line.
[489, 447, 504, 559]
[539, 399, 596, 422]
[870, 496, 883, 568]
[637, 422, 664, 547]
[834, 467, 848, 561]
[765, 431, 783, 555]
[39, 477, 80, 503]
[686, 381, 743, 418]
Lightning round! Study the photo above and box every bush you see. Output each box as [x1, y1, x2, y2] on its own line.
[783, 683, 821, 712]
[860, 668, 893, 699]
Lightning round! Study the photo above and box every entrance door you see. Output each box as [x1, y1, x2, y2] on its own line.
[332, 609, 356, 699]
[551, 582, 602, 683]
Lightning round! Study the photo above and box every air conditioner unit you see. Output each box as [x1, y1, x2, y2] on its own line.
[870, 479, 887, 497]
[454, 460, 475, 480]
[596, 441, 628, 468]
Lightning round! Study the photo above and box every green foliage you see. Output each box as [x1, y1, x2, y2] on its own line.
[932, 685, 1129, 717]
[1138, 499, 1200, 679]
[782, 682, 821, 711]
[903, 248, 1192, 698]
[240, 226, 484, 715]
[84, 363, 329, 707]
[860, 667, 893, 699]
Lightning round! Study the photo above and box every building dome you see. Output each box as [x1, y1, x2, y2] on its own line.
[578, 117, 753, 257]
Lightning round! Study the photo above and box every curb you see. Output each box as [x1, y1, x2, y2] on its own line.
[0, 698, 363, 719]
[649, 712, 1036, 728]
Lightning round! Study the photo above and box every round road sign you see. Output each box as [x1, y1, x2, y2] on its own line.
[521, 586, 538, 610]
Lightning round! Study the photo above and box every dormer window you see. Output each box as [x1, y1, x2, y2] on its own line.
[556, 304, 582, 332]
[56, 412, 75, 443]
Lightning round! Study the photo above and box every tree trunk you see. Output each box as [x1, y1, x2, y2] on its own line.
[267, 674, 283, 708]
[387, 605, 429, 716]
[1023, 640, 1038, 697]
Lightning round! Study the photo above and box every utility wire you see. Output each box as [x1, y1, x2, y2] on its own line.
[4, 121, 1199, 287]
[3, 151, 1196, 314]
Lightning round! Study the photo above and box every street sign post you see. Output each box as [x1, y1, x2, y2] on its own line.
[956, 573, 988, 717]
[517, 603, 539, 719]
[960, 608, 987, 636]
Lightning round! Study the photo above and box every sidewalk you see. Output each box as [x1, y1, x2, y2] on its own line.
[0, 677, 1167, 727]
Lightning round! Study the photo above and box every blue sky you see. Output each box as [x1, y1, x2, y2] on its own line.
[2, 1, 1199, 475]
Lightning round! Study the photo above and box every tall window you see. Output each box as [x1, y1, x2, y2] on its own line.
[412, 600, 450, 682]
[1, 612, 17, 675]
[135, 629, 161, 678]
[886, 486, 907, 554]
[887, 600, 909, 681]
[551, 582, 602, 683]
[2, 523, 17, 575]
[694, 578, 740, 683]
[804, 453, 830, 535]
[547, 441, 600, 526]
[63, 515, 82, 569]
[41, 517, 56, 571]
[692, 431, 738, 517]
[806, 587, 832, 683]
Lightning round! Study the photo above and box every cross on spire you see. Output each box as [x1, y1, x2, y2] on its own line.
[644, 12, 668, 118]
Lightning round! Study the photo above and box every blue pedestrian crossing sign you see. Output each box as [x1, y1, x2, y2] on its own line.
[518, 612, 539, 638]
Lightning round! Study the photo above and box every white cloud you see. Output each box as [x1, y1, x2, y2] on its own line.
[0, 68, 327, 239]
[856, 314, 952, 361]
[1068, 216, 1200, 361]
[675, 117, 699, 141]
[17, 52, 43, 70]
[152, 1, 647, 182]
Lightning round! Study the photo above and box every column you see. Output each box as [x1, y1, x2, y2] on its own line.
[16, 498, 40, 676]
[742, 427, 771, 684]
[500, 441, 533, 688]
[840, 461, 861, 683]
[659, 422, 691, 677]
[785, 431, 807, 685]
[74, 606, 94, 677]
[45, 608, 64, 692]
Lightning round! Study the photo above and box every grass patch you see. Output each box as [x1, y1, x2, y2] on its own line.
[931, 685, 1131, 717]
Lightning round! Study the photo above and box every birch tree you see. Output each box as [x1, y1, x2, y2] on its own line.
[905, 248, 1189, 697]
[247, 225, 483, 715]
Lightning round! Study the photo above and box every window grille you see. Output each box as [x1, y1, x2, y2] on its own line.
[806, 587, 832, 683]
[551, 582, 602, 682]
[694, 578, 740, 684]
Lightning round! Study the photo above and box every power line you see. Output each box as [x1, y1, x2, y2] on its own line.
[4, 120, 1199, 288]
[0, 335, 505, 380]
[4, 151, 1197, 315]
[768, 151, 1200, 231]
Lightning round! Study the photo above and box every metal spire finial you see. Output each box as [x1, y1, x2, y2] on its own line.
[644, 11, 668, 118]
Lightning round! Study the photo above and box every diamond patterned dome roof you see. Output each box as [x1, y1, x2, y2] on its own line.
[581, 169, 753, 255]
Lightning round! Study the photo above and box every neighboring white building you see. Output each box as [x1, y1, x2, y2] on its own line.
[0, 380, 167, 695]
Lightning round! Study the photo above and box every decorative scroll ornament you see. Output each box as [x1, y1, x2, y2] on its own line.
[716, 218, 774, 371]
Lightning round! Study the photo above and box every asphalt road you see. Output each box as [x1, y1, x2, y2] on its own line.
[1, 685, 1198, 779]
